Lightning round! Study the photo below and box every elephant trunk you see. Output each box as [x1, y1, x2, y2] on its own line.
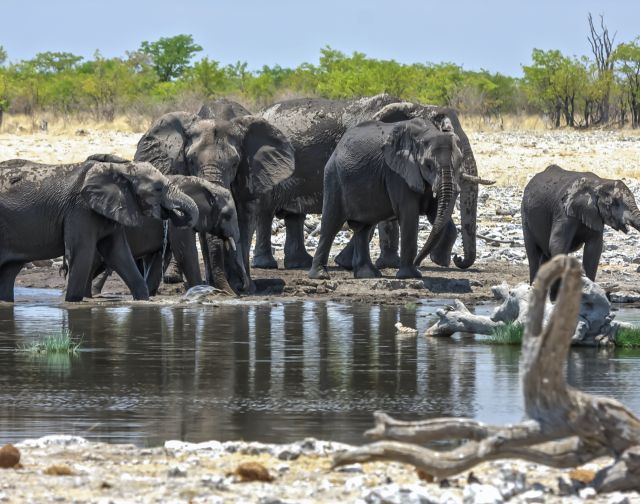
[226, 238, 251, 293]
[451, 143, 479, 269]
[415, 164, 456, 266]
[626, 197, 640, 232]
[201, 234, 236, 296]
[162, 186, 199, 228]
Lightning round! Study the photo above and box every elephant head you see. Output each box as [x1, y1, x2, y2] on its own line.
[81, 160, 199, 229]
[372, 101, 493, 269]
[563, 175, 640, 233]
[170, 175, 250, 292]
[382, 118, 464, 266]
[134, 112, 295, 200]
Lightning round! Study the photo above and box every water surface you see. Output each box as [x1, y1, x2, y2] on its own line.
[1, 288, 639, 446]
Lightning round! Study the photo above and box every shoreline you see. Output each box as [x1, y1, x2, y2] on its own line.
[0, 435, 636, 503]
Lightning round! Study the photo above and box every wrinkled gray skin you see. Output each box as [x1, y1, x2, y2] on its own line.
[239, 94, 481, 270]
[92, 176, 244, 296]
[134, 111, 295, 294]
[0, 157, 198, 302]
[308, 118, 463, 280]
[522, 164, 640, 283]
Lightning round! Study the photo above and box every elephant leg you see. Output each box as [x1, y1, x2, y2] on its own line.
[376, 220, 401, 269]
[309, 201, 345, 280]
[96, 229, 149, 301]
[90, 266, 110, 297]
[0, 261, 25, 302]
[397, 210, 422, 279]
[523, 223, 543, 285]
[353, 224, 381, 279]
[65, 229, 99, 302]
[170, 226, 202, 289]
[144, 252, 165, 296]
[283, 213, 313, 269]
[582, 236, 603, 281]
[334, 236, 354, 270]
[547, 224, 576, 300]
[252, 207, 278, 269]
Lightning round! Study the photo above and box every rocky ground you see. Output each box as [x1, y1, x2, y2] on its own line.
[1, 435, 637, 503]
[3, 126, 640, 304]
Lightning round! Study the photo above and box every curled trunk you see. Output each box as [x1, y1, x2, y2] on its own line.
[415, 164, 456, 266]
[453, 141, 479, 269]
[162, 186, 199, 228]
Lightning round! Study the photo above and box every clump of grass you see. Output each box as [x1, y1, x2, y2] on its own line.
[486, 322, 524, 345]
[614, 327, 640, 348]
[19, 330, 82, 354]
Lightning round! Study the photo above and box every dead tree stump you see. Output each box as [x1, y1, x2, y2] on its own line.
[334, 255, 640, 492]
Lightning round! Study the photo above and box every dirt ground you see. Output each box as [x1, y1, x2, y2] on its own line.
[4, 125, 640, 305]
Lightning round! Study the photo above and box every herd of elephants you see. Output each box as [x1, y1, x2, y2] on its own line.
[1, 93, 639, 303]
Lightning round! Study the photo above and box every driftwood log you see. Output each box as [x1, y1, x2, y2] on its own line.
[426, 275, 628, 346]
[334, 255, 640, 492]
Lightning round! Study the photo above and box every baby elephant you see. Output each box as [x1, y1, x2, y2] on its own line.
[92, 175, 248, 296]
[522, 164, 640, 283]
[0, 157, 198, 302]
[309, 118, 463, 280]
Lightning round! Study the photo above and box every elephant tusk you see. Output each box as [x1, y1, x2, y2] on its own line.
[227, 237, 237, 252]
[461, 173, 495, 185]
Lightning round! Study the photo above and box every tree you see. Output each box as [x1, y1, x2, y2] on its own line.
[587, 13, 617, 124]
[139, 34, 202, 82]
[614, 39, 640, 127]
[32, 51, 82, 74]
[0, 46, 7, 66]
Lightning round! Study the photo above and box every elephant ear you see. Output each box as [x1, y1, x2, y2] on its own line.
[563, 177, 603, 232]
[134, 112, 198, 175]
[81, 162, 145, 227]
[382, 121, 427, 194]
[232, 116, 295, 197]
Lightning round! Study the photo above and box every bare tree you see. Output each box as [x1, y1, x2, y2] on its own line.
[587, 13, 616, 124]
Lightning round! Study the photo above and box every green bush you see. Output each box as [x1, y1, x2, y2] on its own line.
[486, 322, 524, 345]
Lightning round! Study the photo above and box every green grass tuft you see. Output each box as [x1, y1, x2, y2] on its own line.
[19, 330, 82, 354]
[614, 327, 640, 348]
[486, 322, 524, 345]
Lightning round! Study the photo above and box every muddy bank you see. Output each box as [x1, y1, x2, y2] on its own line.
[1, 436, 636, 503]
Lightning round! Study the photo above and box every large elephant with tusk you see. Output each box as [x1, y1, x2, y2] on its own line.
[244, 94, 492, 271]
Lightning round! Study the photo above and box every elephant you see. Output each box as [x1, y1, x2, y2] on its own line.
[134, 110, 295, 294]
[234, 94, 487, 271]
[0, 156, 199, 302]
[91, 175, 245, 296]
[522, 164, 640, 284]
[308, 117, 463, 280]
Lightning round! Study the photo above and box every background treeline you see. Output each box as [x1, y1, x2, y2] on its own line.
[0, 15, 639, 129]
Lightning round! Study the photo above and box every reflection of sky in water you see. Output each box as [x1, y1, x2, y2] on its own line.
[0, 289, 639, 447]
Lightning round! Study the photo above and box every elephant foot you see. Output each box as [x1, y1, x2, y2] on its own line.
[334, 248, 354, 270]
[375, 253, 401, 269]
[429, 250, 452, 268]
[309, 264, 330, 280]
[396, 265, 422, 279]
[163, 262, 183, 284]
[354, 263, 382, 279]
[252, 254, 278, 269]
[284, 252, 313, 269]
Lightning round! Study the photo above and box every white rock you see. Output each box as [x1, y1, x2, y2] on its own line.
[607, 492, 630, 504]
[462, 484, 503, 504]
[517, 489, 545, 503]
[18, 435, 88, 447]
[365, 483, 440, 504]
[578, 487, 597, 500]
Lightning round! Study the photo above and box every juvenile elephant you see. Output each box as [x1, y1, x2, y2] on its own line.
[134, 110, 295, 294]
[308, 118, 463, 280]
[0, 157, 198, 302]
[92, 176, 245, 296]
[522, 164, 640, 283]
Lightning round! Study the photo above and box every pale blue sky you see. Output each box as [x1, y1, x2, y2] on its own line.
[1, 0, 638, 76]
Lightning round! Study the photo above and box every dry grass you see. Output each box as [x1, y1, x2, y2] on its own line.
[460, 114, 549, 132]
[0, 113, 147, 135]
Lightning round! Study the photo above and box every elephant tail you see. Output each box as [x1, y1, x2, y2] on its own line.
[58, 256, 69, 278]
